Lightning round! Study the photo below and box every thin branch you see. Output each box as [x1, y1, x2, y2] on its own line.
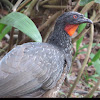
[42, 5, 67, 9]
[43, 23, 55, 42]
[39, 0, 49, 6]
[80, 1, 95, 14]
[12, 0, 23, 12]
[16, 31, 23, 45]
[0, 0, 13, 11]
[67, 24, 94, 98]
[73, 0, 80, 11]
[74, 90, 100, 95]
[38, 11, 62, 32]
[24, 0, 38, 16]
[18, 37, 31, 45]
[93, 13, 100, 23]
[72, 28, 90, 43]
[8, 27, 15, 52]
[16, 0, 32, 12]
[76, 59, 82, 69]
[0, 44, 9, 56]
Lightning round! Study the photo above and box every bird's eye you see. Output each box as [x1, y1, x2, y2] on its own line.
[73, 15, 77, 19]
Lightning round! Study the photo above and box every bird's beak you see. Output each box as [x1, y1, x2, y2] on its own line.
[77, 17, 93, 24]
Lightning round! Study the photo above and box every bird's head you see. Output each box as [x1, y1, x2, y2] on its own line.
[56, 11, 93, 36]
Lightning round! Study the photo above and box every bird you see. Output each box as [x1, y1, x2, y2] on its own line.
[0, 11, 92, 98]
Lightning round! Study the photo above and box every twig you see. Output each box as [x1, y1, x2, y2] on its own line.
[16, 31, 23, 45]
[18, 37, 31, 45]
[84, 77, 100, 98]
[67, 24, 94, 98]
[39, 0, 49, 6]
[76, 59, 82, 69]
[12, 0, 23, 12]
[80, 79, 90, 88]
[47, 0, 61, 5]
[24, 0, 38, 16]
[0, 44, 9, 56]
[8, 27, 15, 52]
[0, 0, 13, 11]
[72, 28, 90, 43]
[73, 0, 80, 11]
[42, 66, 67, 98]
[0, 2, 3, 16]
[38, 11, 62, 32]
[16, 0, 32, 12]
[80, 1, 95, 14]
[42, 5, 67, 9]
[93, 13, 100, 23]
[43, 23, 55, 42]
[74, 90, 100, 95]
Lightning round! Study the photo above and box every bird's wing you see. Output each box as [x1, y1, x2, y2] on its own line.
[0, 42, 64, 97]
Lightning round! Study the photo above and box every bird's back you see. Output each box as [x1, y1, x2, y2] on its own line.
[0, 42, 65, 97]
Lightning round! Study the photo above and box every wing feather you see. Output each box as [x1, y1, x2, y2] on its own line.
[0, 42, 65, 97]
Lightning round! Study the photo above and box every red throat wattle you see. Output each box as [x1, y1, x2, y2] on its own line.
[64, 24, 79, 36]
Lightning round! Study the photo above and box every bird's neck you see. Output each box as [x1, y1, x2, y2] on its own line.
[47, 23, 72, 52]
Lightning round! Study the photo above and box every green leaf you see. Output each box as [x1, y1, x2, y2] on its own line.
[80, 0, 94, 6]
[0, 12, 42, 42]
[94, 0, 100, 4]
[93, 60, 100, 76]
[76, 37, 84, 51]
[0, 25, 12, 40]
[79, 51, 87, 54]
[88, 76, 98, 82]
[0, 24, 5, 32]
[76, 12, 87, 51]
[92, 50, 100, 62]
[0, 24, 11, 40]
[90, 53, 95, 59]
[90, 74, 99, 78]
[77, 13, 88, 33]
[88, 50, 100, 66]
[88, 74, 99, 82]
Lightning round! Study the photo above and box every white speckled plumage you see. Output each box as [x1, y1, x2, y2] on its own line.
[0, 42, 65, 97]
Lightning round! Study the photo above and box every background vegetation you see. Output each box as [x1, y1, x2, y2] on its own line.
[0, 0, 100, 98]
